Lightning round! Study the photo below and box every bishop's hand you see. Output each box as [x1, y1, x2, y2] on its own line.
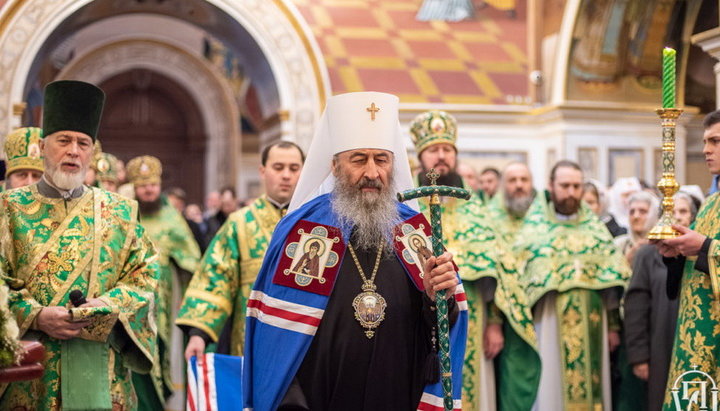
[422, 251, 458, 301]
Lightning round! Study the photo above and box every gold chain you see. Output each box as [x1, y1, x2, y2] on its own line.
[347, 243, 383, 291]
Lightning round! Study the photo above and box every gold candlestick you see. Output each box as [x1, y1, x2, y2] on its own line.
[648, 108, 683, 240]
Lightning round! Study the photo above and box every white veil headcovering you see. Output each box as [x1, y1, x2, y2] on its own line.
[288, 92, 416, 212]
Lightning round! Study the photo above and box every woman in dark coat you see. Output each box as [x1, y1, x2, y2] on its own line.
[623, 192, 697, 410]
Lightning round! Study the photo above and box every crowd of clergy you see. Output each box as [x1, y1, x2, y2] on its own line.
[0, 79, 719, 411]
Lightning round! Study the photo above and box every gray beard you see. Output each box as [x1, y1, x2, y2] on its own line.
[505, 192, 534, 218]
[331, 174, 400, 252]
[45, 163, 85, 191]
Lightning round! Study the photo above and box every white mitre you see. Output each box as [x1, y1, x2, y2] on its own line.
[288, 91, 415, 212]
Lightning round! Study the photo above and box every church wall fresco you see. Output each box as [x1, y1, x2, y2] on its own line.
[566, 0, 701, 106]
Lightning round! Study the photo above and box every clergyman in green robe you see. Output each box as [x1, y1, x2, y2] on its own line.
[483, 161, 546, 411]
[0, 80, 159, 410]
[514, 160, 630, 410]
[177, 141, 304, 361]
[410, 110, 540, 410]
[126, 155, 202, 411]
[655, 110, 720, 410]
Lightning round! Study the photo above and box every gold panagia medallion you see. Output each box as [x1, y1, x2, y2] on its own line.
[352, 287, 387, 339]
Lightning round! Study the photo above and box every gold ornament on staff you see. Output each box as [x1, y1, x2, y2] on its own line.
[648, 48, 681, 240]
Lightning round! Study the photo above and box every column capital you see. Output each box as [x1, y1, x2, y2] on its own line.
[692, 27, 720, 61]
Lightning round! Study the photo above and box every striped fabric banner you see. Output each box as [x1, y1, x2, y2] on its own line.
[455, 283, 468, 312]
[187, 354, 243, 411]
[417, 392, 463, 410]
[246, 290, 324, 336]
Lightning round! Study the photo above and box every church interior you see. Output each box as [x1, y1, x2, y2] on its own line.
[0, 0, 718, 203]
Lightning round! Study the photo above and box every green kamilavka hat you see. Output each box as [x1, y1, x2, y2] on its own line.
[42, 80, 105, 140]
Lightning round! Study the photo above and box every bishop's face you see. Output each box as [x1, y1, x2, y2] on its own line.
[332, 148, 393, 201]
[331, 148, 399, 250]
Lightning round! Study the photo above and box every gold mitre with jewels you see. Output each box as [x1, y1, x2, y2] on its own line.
[127, 155, 162, 185]
[4, 127, 44, 178]
[94, 152, 119, 183]
[409, 110, 457, 154]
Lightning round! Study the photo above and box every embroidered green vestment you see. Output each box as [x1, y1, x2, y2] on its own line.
[418, 188, 539, 411]
[0, 184, 158, 411]
[176, 195, 283, 356]
[514, 194, 630, 410]
[664, 192, 720, 410]
[135, 202, 201, 406]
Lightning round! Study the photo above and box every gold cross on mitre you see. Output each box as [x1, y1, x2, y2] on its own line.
[427, 168, 440, 185]
[366, 102, 380, 121]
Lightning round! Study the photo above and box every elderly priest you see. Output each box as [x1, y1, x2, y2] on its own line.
[0, 80, 159, 410]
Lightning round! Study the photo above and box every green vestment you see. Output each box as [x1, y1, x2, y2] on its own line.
[176, 195, 283, 355]
[133, 202, 201, 409]
[663, 192, 720, 410]
[514, 193, 630, 410]
[0, 184, 158, 411]
[416, 182, 539, 411]
[480, 192, 545, 411]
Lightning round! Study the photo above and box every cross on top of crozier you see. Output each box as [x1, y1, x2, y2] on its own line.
[366, 102, 380, 121]
[427, 168, 440, 186]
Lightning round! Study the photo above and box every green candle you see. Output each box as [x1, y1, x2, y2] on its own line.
[662, 47, 676, 108]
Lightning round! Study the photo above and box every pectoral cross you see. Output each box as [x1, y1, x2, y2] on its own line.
[427, 169, 439, 186]
[366, 103, 379, 120]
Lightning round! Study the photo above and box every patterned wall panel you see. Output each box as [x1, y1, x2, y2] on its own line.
[291, 0, 528, 104]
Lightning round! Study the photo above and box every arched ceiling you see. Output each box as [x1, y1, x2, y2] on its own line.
[17, 0, 280, 118]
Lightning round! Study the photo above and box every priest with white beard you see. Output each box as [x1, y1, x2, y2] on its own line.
[0, 80, 158, 410]
[242, 92, 468, 411]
